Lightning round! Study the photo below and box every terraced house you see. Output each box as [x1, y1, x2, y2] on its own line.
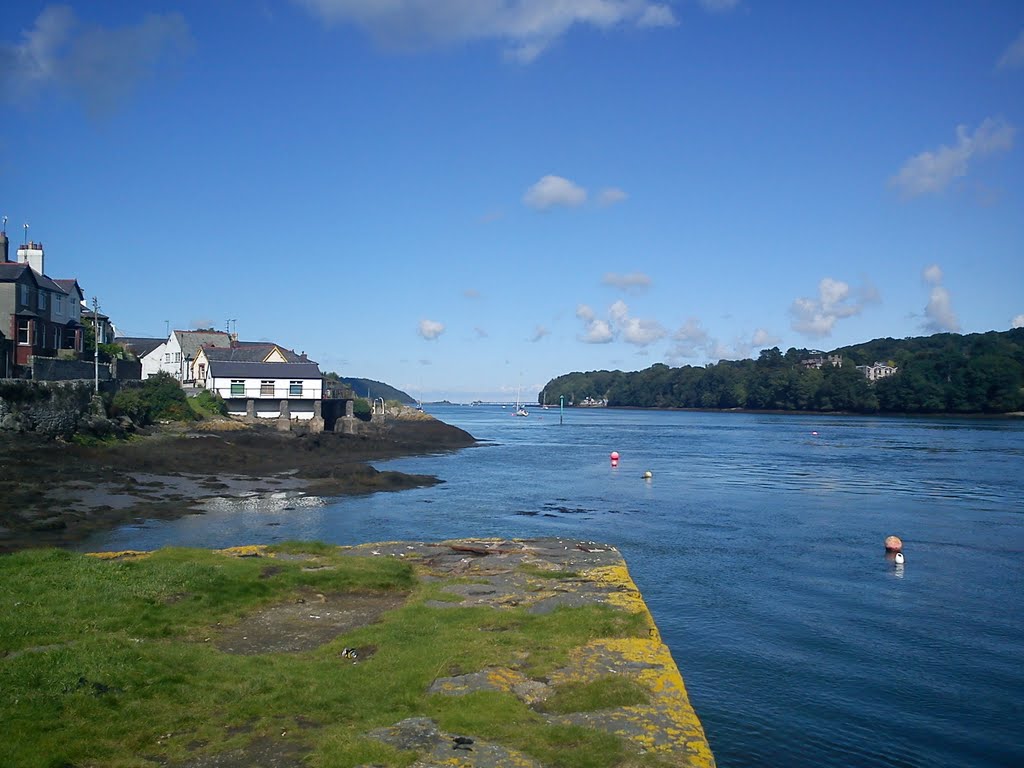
[0, 233, 86, 376]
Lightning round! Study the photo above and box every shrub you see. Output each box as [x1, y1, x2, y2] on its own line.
[190, 390, 227, 417]
[110, 388, 149, 424]
[353, 397, 371, 421]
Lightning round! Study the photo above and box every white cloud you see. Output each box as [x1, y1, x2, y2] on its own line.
[601, 271, 651, 294]
[0, 6, 192, 115]
[575, 304, 613, 343]
[1011, 314, 1024, 329]
[889, 118, 1015, 198]
[529, 325, 549, 342]
[751, 328, 780, 347]
[577, 300, 664, 346]
[997, 29, 1024, 71]
[922, 264, 943, 285]
[597, 186, 628, 206]
[523, 175, 587, 209]
[463, 288, 481, 299]
[294, 0, 677, 63]
[417, 319, 445, 340]
[790, 277, 877, 338]
[922, 264, 960, 333]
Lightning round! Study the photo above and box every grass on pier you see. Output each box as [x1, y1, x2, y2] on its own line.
[0, 543, 661, 768]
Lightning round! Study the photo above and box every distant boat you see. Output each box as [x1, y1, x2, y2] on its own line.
[514, 384, 529, 417]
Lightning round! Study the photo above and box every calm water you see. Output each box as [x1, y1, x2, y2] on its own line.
[80, 407, 1024, 768]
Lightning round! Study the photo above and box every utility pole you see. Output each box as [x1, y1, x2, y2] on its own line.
[93, 297, 99, 392]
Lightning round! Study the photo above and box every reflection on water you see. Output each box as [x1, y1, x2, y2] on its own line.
[79, 408, 1024, 768]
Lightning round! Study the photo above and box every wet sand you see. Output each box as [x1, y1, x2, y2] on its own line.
[0, 417, 475, 553]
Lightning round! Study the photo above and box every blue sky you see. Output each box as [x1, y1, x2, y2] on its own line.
[2, 1, 1022, 402]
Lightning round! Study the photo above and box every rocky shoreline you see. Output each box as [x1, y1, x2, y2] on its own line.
[0, 415, 475, 554]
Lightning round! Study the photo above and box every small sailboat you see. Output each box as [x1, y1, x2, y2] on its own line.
[513, 384, 529, 417]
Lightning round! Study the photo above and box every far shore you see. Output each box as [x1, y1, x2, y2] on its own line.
[0, 416, 476, 554]
[584, 405, 1024, 419]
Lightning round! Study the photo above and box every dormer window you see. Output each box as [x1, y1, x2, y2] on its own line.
[38, 290, 47, 310]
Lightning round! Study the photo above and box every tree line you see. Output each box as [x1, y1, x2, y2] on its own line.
[539, 329, 1024, 415]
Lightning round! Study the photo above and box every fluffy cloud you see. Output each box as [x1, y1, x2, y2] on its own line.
[0, 6, 192, 115]
[576, 304, 613, 343]
[789, 277, 878, 338]
[529, 325, 550, 342]
[597, 187, 628, 206]
[997, 29, 1024, 71]
[889, 118, 1015, 198]
[294, 0, 677, 63]
[417, 319, 445, 340]
[666, 319, 776, 363]
[601, 271, 650, 294]
[523, 175, 587, 209]
[922, 264, 960, 333]
[576, 300, 664, 346]
[751, 328, 780, 347]
[1012, 314, 1024, 329]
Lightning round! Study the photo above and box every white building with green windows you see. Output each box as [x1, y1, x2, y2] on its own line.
[204, 360, 323, 419]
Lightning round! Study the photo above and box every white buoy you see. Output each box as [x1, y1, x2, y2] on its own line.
[642, 471, 653, 479]
[894, 552, 905, 565]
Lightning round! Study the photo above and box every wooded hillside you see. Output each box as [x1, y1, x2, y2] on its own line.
[540, 329, 1024, 414]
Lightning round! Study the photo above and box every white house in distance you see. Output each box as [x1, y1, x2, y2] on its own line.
[202, 359, 323, 419]
[140, 330, 231, 381]
[191, 342, 305, 384]
[857, 362, 898, 381]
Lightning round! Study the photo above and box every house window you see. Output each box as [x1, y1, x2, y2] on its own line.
[17, 319, 30, 345]
[20, 284, 29, 306]
[54, 294, 64, 316]
[289, 381, 303, 397]
[38, 291, 46, 310]
[165, 353, 171, 363]
[198, 364, 206, 381]
[52, 326, 59, 349]
[230, 380, 244, 396]
[260, 380, 274, 397]
[175, 352, 181, 363]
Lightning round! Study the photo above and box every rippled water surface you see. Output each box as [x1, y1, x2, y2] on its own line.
[81, 408, 1024, 768]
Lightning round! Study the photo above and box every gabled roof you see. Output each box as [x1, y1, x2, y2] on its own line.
[201, 343, 308, 364]
[0, 262, 36, 284]
[207, 361, 323, 380]
[174, 330, 231, 358]
[53, 278, 85, 298]
[117, 337, 164, 357]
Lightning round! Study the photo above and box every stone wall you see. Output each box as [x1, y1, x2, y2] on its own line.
[0, 380, 99, 436]
[31, 357, 111, 382]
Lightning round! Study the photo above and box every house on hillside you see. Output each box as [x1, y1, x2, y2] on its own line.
[140, 330, 231, 382]
[0, 236, 86, 375]
[856, 362, 898, 382]
[201, 359, 324, 420]
[800, 352, 843, 369]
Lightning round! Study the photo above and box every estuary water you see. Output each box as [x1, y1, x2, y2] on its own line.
[81, 407, 1024, 768]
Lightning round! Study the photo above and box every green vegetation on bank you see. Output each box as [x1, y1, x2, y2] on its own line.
[323, 372, 415, 404]
[542, 329, 1024, 414]
[0, 545, 655, 768]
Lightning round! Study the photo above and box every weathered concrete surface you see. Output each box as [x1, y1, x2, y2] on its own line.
[91, 538, 716, 767]
[343, 537, 716, 767]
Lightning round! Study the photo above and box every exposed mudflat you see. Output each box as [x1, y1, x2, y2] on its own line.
[0, 417, 475, 553]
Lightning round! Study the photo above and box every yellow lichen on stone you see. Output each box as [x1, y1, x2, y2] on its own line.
[214, 545, 270, 558]
[85, 550, 151, 560]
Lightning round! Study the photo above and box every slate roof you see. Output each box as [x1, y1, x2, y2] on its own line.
[202, 343, 307, 364]
[207, 361, 323, 380]
[174, 330, 231, 359]
[53, 278, 84, 298]
[0, 262, 81, 294]
[117, 337, 164, 358]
